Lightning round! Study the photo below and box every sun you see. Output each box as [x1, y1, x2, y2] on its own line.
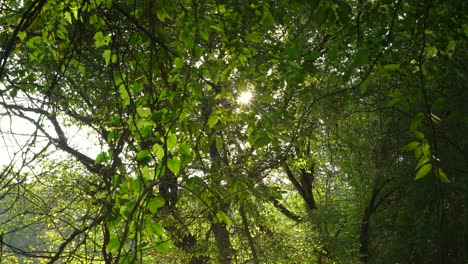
[237, 91, 253, 105]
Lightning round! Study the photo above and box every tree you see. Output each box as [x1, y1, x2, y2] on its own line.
[0, 0, 467, 263]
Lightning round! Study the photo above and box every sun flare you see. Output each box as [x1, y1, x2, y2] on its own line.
[237, 91, 253, 105]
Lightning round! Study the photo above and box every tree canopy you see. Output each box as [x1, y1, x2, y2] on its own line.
[0, 0, 467, 263]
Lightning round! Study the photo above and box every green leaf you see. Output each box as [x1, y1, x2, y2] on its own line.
[387, 98, 401, 107]
[410, 112, 424, 131]
[284, 45, 300, 59]
[425, 46, 438, 58]
[155, 241, 171, 252]
[185, 176, 206, 192]
[132, 178, 141, 194]
[208, 115, 219, 128]
[359, 76, 370, 95]
[103, 50, 111, 65]
[152, 109, 169, 123]
[305, 50, 321, 61]
[315, 3, 332, 26]
[437, 168, 449, 183]
[353, 48, 369, 67]
[118, 85, 130, 108]
[148, 196, 165, 213]
[26, 36, 41, 48]
[159, 89, 173, 100]
[382, 64, 400, 71]
[167, 157, 181, 174]
[261, 8, 275, 27]
[421, 142, 431, 156]
[146, 222, 164, 236]
[400, 141, 420, 152]
[171, 57, 184, 74]
[178, 143, 191, 158]
[415, 163, 432, 180]
[64, 12, 72, 24]
[414, 130, 425, 140]
[336, 1, 352, 25]
[463, 24, 468, 37]
[141, 166, 150, 179]
[112, 174, 120, 187]
[253, 134, 271, 149]
[71, 7, 78, 20]
[106, 236, 120, 252]
[156, 7, 169, 22]
[217, 4, 226, 14]
[119, 202, 132, 218]
[259, 94, 275, 104]
[17, 31, 27, 41]
[136, 149, 151, 161]
[209, 25, 224, 33]
[137, 107, 151, 118]
[94, 31, 111, 48]
[414, 146, 423, 160]
[132, 82, 144, 93]
[288, 60, 303, 69]
[415, 156, 430, 171]
[95, 152, 108, 164]
[166, 133, 177, 151]
[139, 124, 154, 140]
[152, 143, 165, 161]
[215, 211, 232, 228]
[247, 32, 263, 43]
[194, 45, 203, 60]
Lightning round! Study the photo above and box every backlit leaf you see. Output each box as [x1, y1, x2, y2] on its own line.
[95, 152, 108, 164]
[155, 241, 171, 252]
[167, 157, 181, 174]
[94, 31, 111, 48]
[119, 85, 130, 108]
[400, 141, 420, 152]
[106, 236, 120, 252]
[132, 178, 141, 194]
[415, 163, 432, 180]
[148, 196, 165, 213]
[152, 143, 165, 161]
[103, 50, 111, 65]
[437, 168, 449, 183]
[147, 222, 164, 236]
[166, 133, 177, 151]
[208, 115, 219, 128]
[171, 57, 184, 73]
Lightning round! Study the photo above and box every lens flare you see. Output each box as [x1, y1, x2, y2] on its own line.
[237, 91, 253, 105]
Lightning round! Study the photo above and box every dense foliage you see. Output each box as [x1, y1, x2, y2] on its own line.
[0, 0, 467, 263]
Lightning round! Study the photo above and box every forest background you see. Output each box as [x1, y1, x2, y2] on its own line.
[0, 0, 467, 263]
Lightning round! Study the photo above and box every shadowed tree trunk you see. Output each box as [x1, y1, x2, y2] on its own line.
[359, 178, 395, 263]
[359, 209, 371, 263]
[283, 164, 317, 211]
[240, 205, 259, 264]
[213, 219, 234, 264]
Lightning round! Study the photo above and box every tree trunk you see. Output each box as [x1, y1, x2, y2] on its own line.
[359, 212, 370, 264]
[213, 221, 234, 264]
[240, 206, 259, 264]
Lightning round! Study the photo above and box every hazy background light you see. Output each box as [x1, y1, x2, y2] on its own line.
[0, 84, 102, 167]
[237, 91, 253, 105]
